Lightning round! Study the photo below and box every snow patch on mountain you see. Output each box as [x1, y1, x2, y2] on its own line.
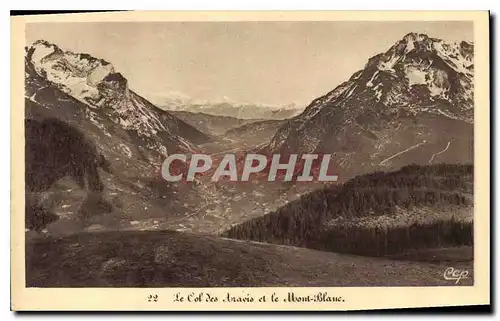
[378, 54, 400, 72]
[29, 40, 114, 105]
[405, 66, 427, 86]
[433, 40, 474, 78]
[366, 71, 380, 87]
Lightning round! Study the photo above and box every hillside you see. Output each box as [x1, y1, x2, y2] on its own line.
[26, 230, 473, 287]
[223, 164, 473, 257]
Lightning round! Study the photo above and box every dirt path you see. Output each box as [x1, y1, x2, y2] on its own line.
[429, 141, 451, 164]
[379, 140, 427, 165]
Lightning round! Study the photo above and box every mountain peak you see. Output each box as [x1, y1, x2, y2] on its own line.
[26, 41, 117, 104]
[27, 39, 63, 61]
[25, 40, 211, 157]
[402, 32, 429, 42]
[268, 33, 474, 154]
[28, 39, 112, 68]
[393, 32, 442, 55]
[31, 39, 60, 49]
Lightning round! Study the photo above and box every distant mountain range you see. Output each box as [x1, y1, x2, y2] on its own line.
[147, 92, 304, 120]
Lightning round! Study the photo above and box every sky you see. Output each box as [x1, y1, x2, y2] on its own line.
[26, 21, 473, 106]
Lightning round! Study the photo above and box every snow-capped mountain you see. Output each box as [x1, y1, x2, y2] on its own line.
[148, 92, 304, 120]
[25, 40, 210, 159]
[267, 33, 474, 177]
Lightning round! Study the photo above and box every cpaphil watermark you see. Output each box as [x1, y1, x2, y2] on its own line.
[160, 153, 339, 183]
[443, 267, 469, 284]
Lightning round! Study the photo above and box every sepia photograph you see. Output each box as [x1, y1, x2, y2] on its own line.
[10, 10, 490, 311]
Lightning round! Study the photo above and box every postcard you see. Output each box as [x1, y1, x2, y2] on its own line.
[11, 10, 490, 311]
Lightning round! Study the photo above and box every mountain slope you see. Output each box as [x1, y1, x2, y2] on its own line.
[26, 230, 473, 287]
[267, 33, 474, 178]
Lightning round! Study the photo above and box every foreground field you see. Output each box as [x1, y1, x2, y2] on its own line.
[26, 230, 473, 287]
